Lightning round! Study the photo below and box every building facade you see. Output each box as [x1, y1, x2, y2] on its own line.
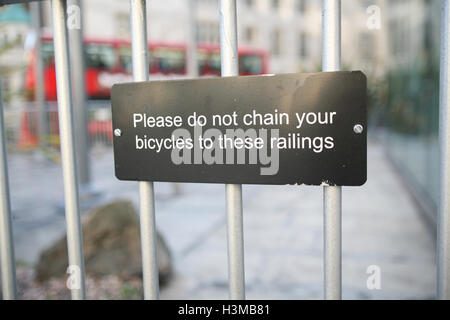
[37, 0, 390, 76]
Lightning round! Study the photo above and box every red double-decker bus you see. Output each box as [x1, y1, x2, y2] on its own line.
[19, 37, 269, 149]
[25, 37, 269, 100]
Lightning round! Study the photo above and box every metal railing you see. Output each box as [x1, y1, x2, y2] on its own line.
[0, 0, 449, 301]
[130, 0, 159, 300]
[219, 0, 246, 300]
[52, 0, 86, 300]
[0, 78, 17, 300]
[438, 0, 450, 300]
[3, 101, 113, 153]
[322, 0, 342, 300]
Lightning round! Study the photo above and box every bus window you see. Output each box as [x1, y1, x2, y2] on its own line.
[118, 46, 156, 73]
[41, 42, 54, 67]
[210, 51, 221, 75]
[197, 50, 208, 75]
[86, 44, 116, 70]
[196, 50, 221, 76]
[239, 54, 263, 75]
[118, 46, 133, 73]
[154, 47, 185, 74]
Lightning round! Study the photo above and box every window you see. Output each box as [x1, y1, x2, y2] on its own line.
[239, 54, 263, 74]
[197, 50, 221, 76]
[244, 26, 256, 44]
[116, 13, 130, 38]
[361, 0, 374, 8]
[271, 29, 282, 56]
[41, 42, 55, 67]
[298, 32, 309, 59]
[210, 51, 221, 74]
[154, 48, 186, 74]
[118, 46, 132, 72]
[272, 0, 280, 10]
[359, 32, 375, 61]
[118, 46, 156, 73]
[196, 21, 220, 44]
[85, 44, 116, 70]
[389, 18, 409, 58]
[297, 0, 307, 13]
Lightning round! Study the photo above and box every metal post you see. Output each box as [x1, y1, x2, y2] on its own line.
[0, 78, 17, 300]
[52, 0, 86, 300]
[30, 1, 47, 149]
[438, 0, 450, 300]
[219, 0, 245, 300]
[68, 0, 90, 188]
[322, 0, 342, 300]
[130, 0, 160, 300]
[187, 0, 198, 78]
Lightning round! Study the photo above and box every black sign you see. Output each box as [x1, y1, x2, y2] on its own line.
[111, 72, 367, 186]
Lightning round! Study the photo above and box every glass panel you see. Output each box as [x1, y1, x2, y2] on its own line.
[377, 1, 440, 213]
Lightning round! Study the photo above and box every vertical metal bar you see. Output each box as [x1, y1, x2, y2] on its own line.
[438, 0, 450, 300]
[322, 0, 342, 300]
[130, 0, 160, 300]
[30, 1, 47, 149]
[187, 0, 199, 78]
[0, 78, 17, 300]
[225, 184, 245, 299]
[68, 0, 90, 188]
[219, 0, 245, 300]
[52, 0, 86, 300]
[323, 186, 342, 299]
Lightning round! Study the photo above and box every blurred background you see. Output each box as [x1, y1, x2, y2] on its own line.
[0, 0, 440, 299]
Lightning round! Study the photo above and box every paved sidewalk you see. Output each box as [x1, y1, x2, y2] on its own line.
[8, 139, 436, 299]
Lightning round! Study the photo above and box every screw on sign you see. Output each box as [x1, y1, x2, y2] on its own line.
[114, 129, 122, 137]
[353, 124, 364, 134]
